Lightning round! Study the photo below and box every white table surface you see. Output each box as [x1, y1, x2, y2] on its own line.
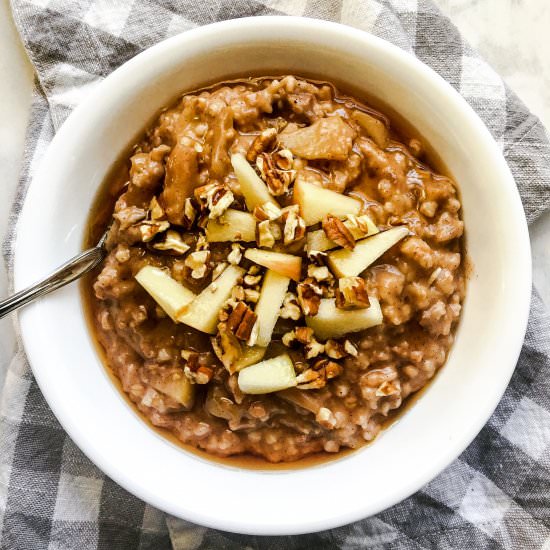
[0, 0, 548, 388]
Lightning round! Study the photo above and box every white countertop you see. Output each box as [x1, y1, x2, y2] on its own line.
[0, 0, 549, 387]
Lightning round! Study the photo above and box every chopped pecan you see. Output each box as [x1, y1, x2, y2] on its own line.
[344, 340, 358, 357]
[227, 243, 243, 265]
[322, 215, 355, 250]
[152, 230, 190, 255]
[324, 340, 347, 359]
[345, 214, 375, 237]
[194, 183, 234, 219]
[244, 288, 260, 303]
[258, 153, 292, 196]
[246, 127, 277, 162]
[294, 326, 315, 344]
[281, 205, 306, 245]
[257, 220, 276, 248]
[297, 359, 342, 390]
[335, 276, 370, 309]
[280, 292, 302, 321]
[211, 324, 242, 371]
[138, 220, 170, 242]
[226, 302, 258, 341]
[243, 273, 262, 287]
[182, 198, 197, 229]
[307, 264, 332, 282]
[253, 201, 282, 222]
[272, 148, 294, 170]
[296, 279, 323, 316]
[181, 350, 215, 384]
[184, 250, 210, 279]
[308, 250, 328, 266]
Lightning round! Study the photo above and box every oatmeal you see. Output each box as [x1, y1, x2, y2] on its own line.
[86, 76, 465, 463]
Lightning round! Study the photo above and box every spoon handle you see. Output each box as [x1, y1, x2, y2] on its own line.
[0, 246, 106, 319]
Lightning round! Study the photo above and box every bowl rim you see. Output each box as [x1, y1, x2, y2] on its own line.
[13, 15, 532, 535]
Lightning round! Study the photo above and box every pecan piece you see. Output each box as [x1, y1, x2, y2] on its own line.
[281, 205, 306, 245]
[211, 324, 242, 371]
[258, 153, 292, 196]
[246, 128, 277, 162]
[152, 230, 190, 255]
[257, 220, 277, 248]
[335, 276, 371, 309]
[138, 220, 170, 242]
[280, 292, 302, 321]
[296, 359, 343, 390]
[226, 301, 258, 341]
[184, 250, 210, 279]
[181, 350, 215, 384]
[322, 214, 355, 250]
[296, 279, 323, 316]
[194, 182, 234, 219]
[182, 198, 198, 229]
[253, 201, 282, 222]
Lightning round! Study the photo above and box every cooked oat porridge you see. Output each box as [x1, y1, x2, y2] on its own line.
[85, 76, 465, 463]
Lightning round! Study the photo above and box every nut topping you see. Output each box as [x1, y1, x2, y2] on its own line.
[335, 277, 370, 309]
[182, 198, 197, 229]
[152, 230, 190, 255]
[138, 220, 170, 242]
[246, 127, 277, 163]
[253, 201, 282, 222]
[258, 153, 293, 196]
[226, 301, 258, 341]
[296, 359, 343, 390]
[181, 350, 215, 384]
[184, 250, 210, 279]
[227, 243, 243, 265]
[280, 292, 302, 321]
[194, 183, 234, 219]
[211, 325, 242, 371]
[296, 279, 323, 316]
[281, 205, 306, 245]
[257, 220, 277, 248]
[322, 214, 355, 250]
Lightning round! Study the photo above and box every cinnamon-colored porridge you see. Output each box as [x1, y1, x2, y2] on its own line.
[85, 76, 465, 463]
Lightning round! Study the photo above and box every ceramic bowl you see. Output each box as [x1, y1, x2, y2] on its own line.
[14, 16, 531, 535]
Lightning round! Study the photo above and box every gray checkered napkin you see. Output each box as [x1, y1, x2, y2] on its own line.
[2, 0, 550, 548]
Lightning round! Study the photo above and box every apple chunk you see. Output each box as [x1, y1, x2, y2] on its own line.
[254, 269, 291, 347]
[149, 370, 195, 409]
[306, 214, 379, 252]
[230, 153, 278, 211]
[293, 179, 361, 226]
[306, 297, 382, 340]
[177, 265, 245, 334]
[352, 110, 389, 148]
[238, 354, 297, 394]
[244, 249, 302, 282]
[205, 209, 257, 242]
[135, 266, 196, 322]
[327, 226, 409, 277]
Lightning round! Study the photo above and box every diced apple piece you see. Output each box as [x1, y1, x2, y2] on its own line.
[238, 354, 297, 394]
[254, 270, 291, 347]
[178, 265, 245, 334]
[149, 371, 195, 409]
[327, 227, 409, 277]
[306, 215, 379, 252]
[244, 248, 302, 282]
[293, 179, 361, 226]
[306, 297, 383, 340]
[231, 346, 267, 374]
[135, 266, 196, 322]
[278, 116, 356, 160]
[205, 209, 256, 242]
[352, 111, 389, 148]
[230, 153, 278, 211]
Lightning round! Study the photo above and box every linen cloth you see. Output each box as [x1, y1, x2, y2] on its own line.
[2, 0, 550, 548]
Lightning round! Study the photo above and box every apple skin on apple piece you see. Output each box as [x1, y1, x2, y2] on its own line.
[238, 354, 297, 394]
[306, 215, 379, 252]
[230, 346, 267, 374]
[244, 248, 302, 282]
[254, 269, 291, 347]
[327, 226, 409, 278]
[293, 179, 361, 226]
[230, 153, 278, 211]
[205, 209, 257, 242]
[177, 265, 245, 334]
[306, 297, 383, 340]
[135, 266, 196, 322]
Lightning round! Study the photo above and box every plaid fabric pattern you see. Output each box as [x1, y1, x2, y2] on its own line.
[2, 0, 550, 548]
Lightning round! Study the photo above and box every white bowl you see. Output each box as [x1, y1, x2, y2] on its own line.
[14, 16, 531, 535]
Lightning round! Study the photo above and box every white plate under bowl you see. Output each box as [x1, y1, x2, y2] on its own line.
[14, 17, 531, 535]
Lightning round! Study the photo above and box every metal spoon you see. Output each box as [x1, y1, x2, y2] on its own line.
[0, 230, 108, 319]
